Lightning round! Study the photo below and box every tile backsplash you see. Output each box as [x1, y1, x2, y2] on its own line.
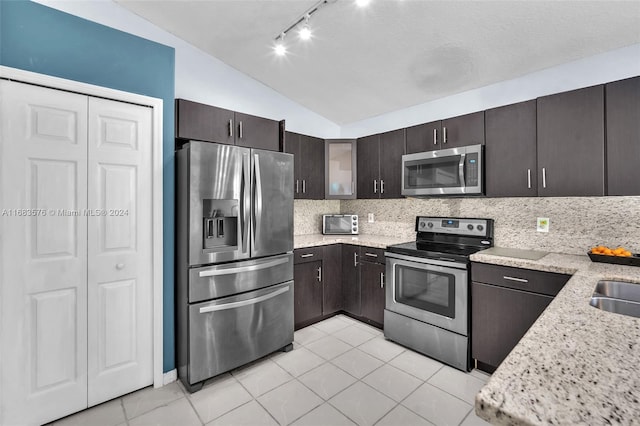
[296, 197, 640, 255]
[294, 199, 340, 235]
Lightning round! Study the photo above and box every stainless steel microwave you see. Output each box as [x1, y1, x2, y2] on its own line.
[401, 144, 483, 196]
[322, 215, 358, 235]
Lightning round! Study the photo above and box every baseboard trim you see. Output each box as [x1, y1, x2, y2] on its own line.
[162, 369, 177, 386]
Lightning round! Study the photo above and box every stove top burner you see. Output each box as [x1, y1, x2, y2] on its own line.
[386, 216, 494, 262]
[386, 241, 488, 263]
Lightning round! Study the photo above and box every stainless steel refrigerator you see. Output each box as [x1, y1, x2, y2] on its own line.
[176, 141, 294, 392]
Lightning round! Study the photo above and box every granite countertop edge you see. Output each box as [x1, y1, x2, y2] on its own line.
[469, 250, 640, 426]
[293, 233, 411, 250]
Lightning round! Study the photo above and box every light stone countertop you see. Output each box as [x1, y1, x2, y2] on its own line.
[470, 250, 640, 425]
[294, 233, 411, 250]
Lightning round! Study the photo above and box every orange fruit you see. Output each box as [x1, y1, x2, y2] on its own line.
[613, 247, 625, 255]
[604, 248, 614, 256]
[624, 251, 632, 257]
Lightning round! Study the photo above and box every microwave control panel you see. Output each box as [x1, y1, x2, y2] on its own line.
[465, 153, 479, 187]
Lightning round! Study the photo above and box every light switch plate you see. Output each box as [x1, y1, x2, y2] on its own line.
[537, 217, 550, 233]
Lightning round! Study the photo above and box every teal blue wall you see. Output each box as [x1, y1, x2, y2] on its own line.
[1, 0, 176, 372]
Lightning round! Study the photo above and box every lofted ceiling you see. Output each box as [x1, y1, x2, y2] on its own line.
[116, 0, 640, 125]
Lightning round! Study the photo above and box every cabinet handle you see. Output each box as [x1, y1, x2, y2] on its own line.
[317, 266, 322, 282]
[302, 179, 306, 194]
[373, 179, 378, 193]
[443, 126, 447, 144]
[229, 119, 233, 137]
[503, 276, 528, 283]
[380, 272, 384, 288]
[295, 179, 299, 194]
[365, 252, 378, 258]
[542, 167, 547, 188]
[380, 179, 385, 194]
[351, 181, 355, 194]
[527, 169, 531, 189]
[354, 252, 358, 267]
[300, 253, 314, 258]
[239, 121, 243, 139]
[433, 128, 438, 145]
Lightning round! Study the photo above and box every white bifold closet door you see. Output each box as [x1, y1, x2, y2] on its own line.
[0, 80, 153, 426]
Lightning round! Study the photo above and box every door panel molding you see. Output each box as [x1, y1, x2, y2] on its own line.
[1, 65, 164, 425]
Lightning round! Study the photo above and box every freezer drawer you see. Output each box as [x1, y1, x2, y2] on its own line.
[189, 253, 293, 303]
[187, 281, 294, 385]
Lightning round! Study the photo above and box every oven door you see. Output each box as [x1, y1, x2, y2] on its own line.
[385, 252, 469, 336]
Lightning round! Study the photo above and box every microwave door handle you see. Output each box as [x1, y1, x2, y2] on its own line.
[458, 153, 466, 186]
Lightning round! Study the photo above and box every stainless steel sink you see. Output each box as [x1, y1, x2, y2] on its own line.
[589, 280, 640, 319]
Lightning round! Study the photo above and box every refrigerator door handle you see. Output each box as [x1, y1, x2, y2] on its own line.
[199, 285, 289, 314]
[240, 152, 250, 255]
[198, 256, 289, 277]
[253, 153, 263, 248]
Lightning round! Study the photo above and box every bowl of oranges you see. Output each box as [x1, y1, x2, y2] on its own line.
[588, 245, 640, 266]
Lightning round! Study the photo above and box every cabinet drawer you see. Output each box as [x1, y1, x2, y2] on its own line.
[360, 247, 385, 264]
[294, 246, 324, 264]
[471, 262, 570, 296]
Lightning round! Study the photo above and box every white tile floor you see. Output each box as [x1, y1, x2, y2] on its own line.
[50, 315, 491, 426]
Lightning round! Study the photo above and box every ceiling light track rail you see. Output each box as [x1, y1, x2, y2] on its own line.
[273, 0, 334, 42]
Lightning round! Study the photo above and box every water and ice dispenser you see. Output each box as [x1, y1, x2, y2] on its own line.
[202, 199, 238, 250]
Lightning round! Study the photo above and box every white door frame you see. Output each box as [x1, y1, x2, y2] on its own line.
[0, 65, 165, 389]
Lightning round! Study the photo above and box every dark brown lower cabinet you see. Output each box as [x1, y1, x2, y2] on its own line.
[294, 260, 323, 328]
[293, 245, 342, 329]
[342, 245, 361, 316]
[323, 245, 343, 314]
[293, 244, 386, 330]
[360, 261, 385, 326]
[471, 262, 570, 372]
[471, 282, 552, 371]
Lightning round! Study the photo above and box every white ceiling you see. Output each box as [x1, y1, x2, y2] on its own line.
[116, 0, 640, 125]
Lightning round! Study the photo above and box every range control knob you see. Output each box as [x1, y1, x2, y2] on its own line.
[467, 224, 474, 231]
[477, 224, 484, 231]
[427, 222, 434, 228]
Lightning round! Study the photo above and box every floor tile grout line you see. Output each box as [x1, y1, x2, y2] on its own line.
[119, 398, 131, 426]
[457, 407, 479, 426]
[182, 391, 206, 426]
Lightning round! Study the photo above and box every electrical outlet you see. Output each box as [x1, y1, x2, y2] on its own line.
[537, 217, 550, 233]
[368, 213, 374, 223]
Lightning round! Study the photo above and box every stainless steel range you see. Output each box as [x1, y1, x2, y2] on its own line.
[384, 216, 493, 371]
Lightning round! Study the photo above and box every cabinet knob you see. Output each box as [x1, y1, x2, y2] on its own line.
[116, 263, 125, 270]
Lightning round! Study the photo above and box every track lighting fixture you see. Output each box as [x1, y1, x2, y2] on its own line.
[271, 0, 371, 56]
[272, 0, 333, 56]
[274, 32, 287, 56]
[298, 15, 312, 41]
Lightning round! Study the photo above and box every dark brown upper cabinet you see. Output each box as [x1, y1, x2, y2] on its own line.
[176, 99, 234, 146]
[283, 131, 325, 199]
[606, 76, 640, 196]
[176, 99, 280, 151]
[234, 111, 280, 151]
[357, 129, 405, 199]
[485, 100, 538, 197]
[536, 85, 605, 197]
[405, 112, 484, 154]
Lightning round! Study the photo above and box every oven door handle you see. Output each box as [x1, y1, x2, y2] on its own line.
[199, 286, 289, 313]
[385, 252, 468, 270]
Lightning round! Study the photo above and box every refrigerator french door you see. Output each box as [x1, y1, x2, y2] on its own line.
[176, 141, 294, 392]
